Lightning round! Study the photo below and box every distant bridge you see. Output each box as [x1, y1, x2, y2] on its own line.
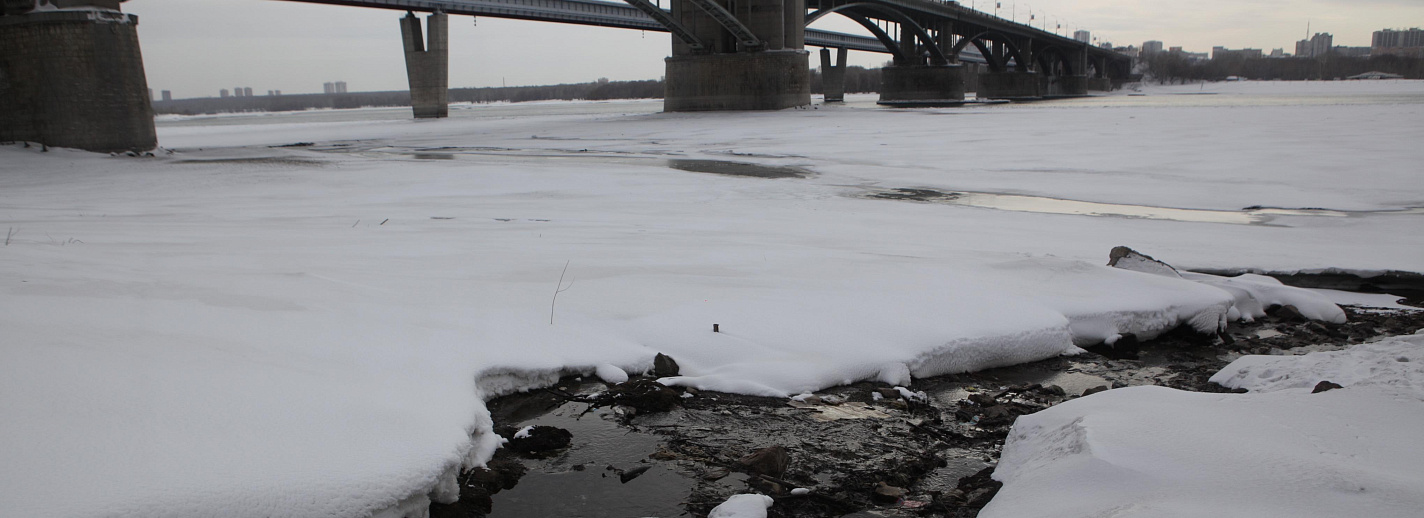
[1, 0, 1132, 152]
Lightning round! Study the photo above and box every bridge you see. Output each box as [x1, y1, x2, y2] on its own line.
[0, 0, 1131, 152]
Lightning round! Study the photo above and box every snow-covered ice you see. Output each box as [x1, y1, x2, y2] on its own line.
[984, 332, 1424, 518]
[3, 81, 1422, 516]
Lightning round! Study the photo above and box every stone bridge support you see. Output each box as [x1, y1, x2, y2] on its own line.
[664, 0, 809, 111]
[819, 47, 846, 102]
[977, 71, 1041, 99]
[878, 64, 965, 105]
[400, 11, 448, 119]
[0, 1, 156, 152]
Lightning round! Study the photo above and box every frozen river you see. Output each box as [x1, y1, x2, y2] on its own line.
[4, 80, 1424, 518]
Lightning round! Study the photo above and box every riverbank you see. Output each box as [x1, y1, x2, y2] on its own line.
[439, 297, 1422, 518]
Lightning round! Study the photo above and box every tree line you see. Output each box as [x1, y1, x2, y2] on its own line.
[151, 69, 892, 116]
[1142, 53, 1424, 83]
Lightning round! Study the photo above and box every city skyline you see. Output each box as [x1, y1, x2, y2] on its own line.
[134, 0, 1424, 98]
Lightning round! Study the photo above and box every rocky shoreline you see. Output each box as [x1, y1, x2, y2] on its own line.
[431, 301, 1423, 518]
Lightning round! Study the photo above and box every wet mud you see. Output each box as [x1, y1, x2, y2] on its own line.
[434, 301, 1423, 518]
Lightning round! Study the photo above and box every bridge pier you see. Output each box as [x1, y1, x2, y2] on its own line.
[0, 1, 155, 152]
[1047, 75, 1089, 96]
[977, 71, 1042, 100]
[819, 47, 847, 102]
[877, 64, 966, 106]
[399, 11, 448, 119]
[663, 0, 809, 111]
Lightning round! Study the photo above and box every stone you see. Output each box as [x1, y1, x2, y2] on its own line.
[1042, 384, 1067, 396]
[1082, 385, 1110, 397]
[505, 425, 572, 457]
[653, 353, 680, 377]
[739, 445, 790, 476]
[1107, 246, 1182, 277]
[873, 481, 906, 502]
[1312, 380, 1344, 393]
[1267, 304, 1308, 322]
[619, 465, 651, 483]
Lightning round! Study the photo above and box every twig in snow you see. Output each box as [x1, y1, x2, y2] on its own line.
[550, 260, 574, 325]
[380, 218, 389, 225]
[5, 227, 14, 246]
[353, 220, 360, 228]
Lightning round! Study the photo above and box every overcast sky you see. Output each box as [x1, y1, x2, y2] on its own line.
[132, 0, 1423, 98]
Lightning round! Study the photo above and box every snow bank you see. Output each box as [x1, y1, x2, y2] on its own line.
[984, 333, 1424, 518]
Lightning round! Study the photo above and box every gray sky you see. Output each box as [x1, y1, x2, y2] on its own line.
[133, 0, 1423, 98]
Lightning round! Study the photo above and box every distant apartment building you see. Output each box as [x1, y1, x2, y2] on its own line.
[243, 87, 253, 97]
[1269, 48, 1285, 58]
[267, 90, 283, 96]
[1295, 33, 1332, 58]
[1212, 47, 1263, 60]
[1141, 40, 1163, 55]
[220, 89, 230, 98]
[1372, 28, 1424, 58]
[161, 90, 172, 102]
[323, 82, 335, 94]
[1073, 30, 1090, 43]
[335, 81, 348, 94]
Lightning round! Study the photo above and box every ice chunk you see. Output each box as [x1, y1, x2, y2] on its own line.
[708, 494, 774, 518]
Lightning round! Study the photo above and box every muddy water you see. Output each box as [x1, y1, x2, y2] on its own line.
[486, 394, 696, 518]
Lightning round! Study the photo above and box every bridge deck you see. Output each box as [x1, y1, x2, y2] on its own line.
[283, 0, 1004, 62]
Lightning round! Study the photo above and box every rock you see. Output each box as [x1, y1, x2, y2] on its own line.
[967, 393, 998, 407]
[1267, 304, 1308, 322]
[1312, 380, 1344, 393]
[604, 378, 682, 413]
[876, 388, 900, 399]
[653, 353, 680, 377]
[1042, 384, 1067, 396]
[504, 425, 572, 457]
[873, 481, 907, 503]
[619, 465, 651, 483]
[702, 467, 730, 481]
[649, 446, 678, 461]
[739, 445, 790, 476]
[1082, 385, 1110, 397]
[1107, 246, 1182, 277]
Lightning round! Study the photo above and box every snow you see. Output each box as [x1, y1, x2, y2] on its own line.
[1209, 332, 1424, 394]
[707, 494, 774, 518]
[984, 332, 1424, 518]
[512, 426, 535, 440]
[2, 81, 1422, 516]
[594, 363, 630, 384]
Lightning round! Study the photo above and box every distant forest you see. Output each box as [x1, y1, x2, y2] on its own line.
[152, 69, 886, 116]
[1143, 53, 1424, 83]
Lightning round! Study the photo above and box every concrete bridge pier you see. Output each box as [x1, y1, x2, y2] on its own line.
[663, 0, 810, 111]
[977, 71, 1042, 100]
[1054, 75, 1090, 96]
[400, 11, 448, 119]
[877, 64, 966, 106]
[0, 1, 156, 152]
[819, 47, 847, 102]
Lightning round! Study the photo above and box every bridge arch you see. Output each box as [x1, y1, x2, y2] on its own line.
[806, 2, 949, 65]
[951, 31, 1027, 72]
[1033, 44, 1077, 77]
